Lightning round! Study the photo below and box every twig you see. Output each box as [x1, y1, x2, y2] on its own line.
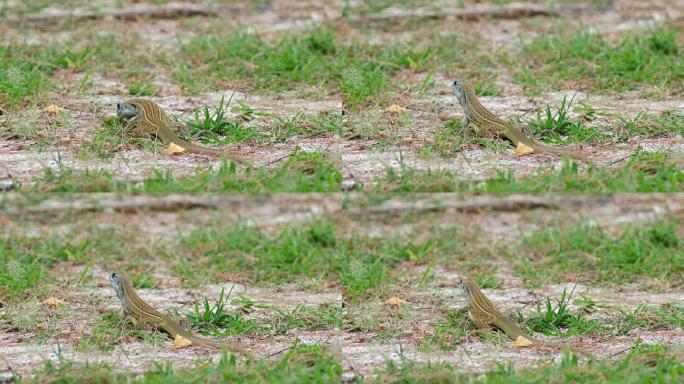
[346, 3, 589, 23]
[2, 3, 216, 23]
[607, 152, 637, 166]
[266, 346, 291, 358]
[1, 195, 223, 215]
[344, 195, 585, 216]
[265, 153, 291, 166]
[609, 345, 634, 357]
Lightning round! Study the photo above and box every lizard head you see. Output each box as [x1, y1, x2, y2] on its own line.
[451, 79, 468, 107]
[458, 278, 478, 298]
[109, 270, 127, 300]
[116, 101, 140, 120]
[458, 278, 468, 295]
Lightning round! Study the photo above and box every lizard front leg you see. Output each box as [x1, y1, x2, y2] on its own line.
[467, 310, 495, 330]
[136, 317, 164, 333]
[131, 125, 157, 139]
[461, 115, 469, 129]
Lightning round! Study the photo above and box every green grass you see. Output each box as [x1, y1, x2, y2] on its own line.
[379, 343, 683, 383]
[21, 342, 684, 383]
[3, 215, 680, 304]
[426, 102, 682, 158]
[0, 45, 51, 108]
[171, 220, 438, 302]
[615, 111, 684, 141]
[186, 287, 263, 336]
[76, 311, 129, 352]
[514, 219, 683, 287]
[1, 0, 91, 15]
[377, 152, 684, 192]
[0, 246, 45, 299]
[515, 27, 683, 94]
[0, 219, 456, 302]
[27, 151, 343, 192]
[613, 303, 684, 334]
[18, 340, 684, 383]
[186, 96, 263, 144]
[174, 28, 433, 107]
[524, 287, 605, 337]
[423, 291, 681, 354]
[78, 116, 131, 159]
[420, 119, 514, 159]
[528, 96, 605, 144]
[269, 304, 344, 335]
[419, 309, 474, 351]
[0, 33, 165, 108]
[127, 78, 156, 97]
[272, 111, 345, 142]
[0, 227, 129, 300]
[29, 345, 342, 383]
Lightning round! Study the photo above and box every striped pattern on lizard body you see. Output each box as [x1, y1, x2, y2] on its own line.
[459, 278, 589, 355]
[116, 98, 245, 162]
[452, 79, 587, 161]
[109, 270, 246, 352]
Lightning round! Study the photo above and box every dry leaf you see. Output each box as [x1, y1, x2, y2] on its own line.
[385, 104, 405, 116]
[166, 142, 187, 155]
[43, 297, 63, 308]
[43, 105, 64, 115]
[173, 334, 192, 349]
[513, 335, 533, 347]
[515, 142, 535, 156]
[385, 296, 405, 307]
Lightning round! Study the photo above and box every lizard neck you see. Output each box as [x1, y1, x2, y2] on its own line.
[465, 280, 499, 315]
[119, 274, 166, 321]
[464, 279, 523, 339]
[461, 82, 509, 129]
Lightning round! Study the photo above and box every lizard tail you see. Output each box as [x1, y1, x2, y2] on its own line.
[515, 135, 588, 162]
[529, 337, 590, 356]
[155, 126, 245, 163]
[173, 326, 247, 353]
[527, 141, 587, 161]
[500, 125, 588, 162]
[186, 334, 247, 353]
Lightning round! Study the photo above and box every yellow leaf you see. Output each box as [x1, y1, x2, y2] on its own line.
[385, 104, 405, 116]
[515, 142, 534, 156]
[43, 297, 63, 308]
[166, 142, 187, 155]
[43, 105, 64, 115]
[385, 296, 404, 308]
[173, 334, 192, 349]
[513, 335, 533, 347]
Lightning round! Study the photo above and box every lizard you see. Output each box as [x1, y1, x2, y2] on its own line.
[116, 99, 246, 163]
[459, 278, 589, 354]
[451, 78, 588, 161]
[109, 270, 246, 352]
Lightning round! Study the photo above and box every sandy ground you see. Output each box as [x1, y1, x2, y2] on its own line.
[0, 0, 682, 189]
[1, 193, 683, 378]
[1, 0, 683, 380]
